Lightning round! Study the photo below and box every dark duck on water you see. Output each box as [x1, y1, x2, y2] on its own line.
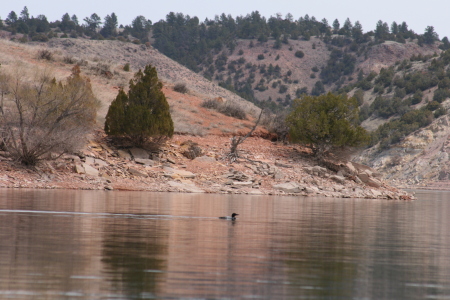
[219, 213, 239, 220]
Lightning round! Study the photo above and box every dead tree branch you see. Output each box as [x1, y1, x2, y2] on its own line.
[226, 109, 264, 163]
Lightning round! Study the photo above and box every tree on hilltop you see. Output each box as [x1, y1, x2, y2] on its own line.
[104, 65, 174, 147]
[101, 13, 118, 37]
[423, 26, 439, 44]
[19, 6, 29, 21]
[60, 13, 76, 32]
[84, 13, 102, 32]
[332, 19, 340, 33]
[5, 11, 18, 25]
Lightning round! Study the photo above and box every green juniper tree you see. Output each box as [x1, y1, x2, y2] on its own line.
[286, 92, 368, 157]
[104, 65, 174, 147]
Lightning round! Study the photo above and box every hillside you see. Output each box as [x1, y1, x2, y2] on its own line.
[354, 115, 450, 189]
[0, 38, 263, 136]
[201, 38, 441, 109]
[2, 9, 450, 194]
[0, 37, 414, 199]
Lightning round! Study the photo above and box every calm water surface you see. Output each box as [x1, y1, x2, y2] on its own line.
[0, 189, 449, 299]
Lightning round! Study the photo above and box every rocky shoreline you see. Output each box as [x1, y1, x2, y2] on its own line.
[0, 133, 414, 200]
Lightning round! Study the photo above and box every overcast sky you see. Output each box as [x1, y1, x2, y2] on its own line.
[2, 0, 449, 39]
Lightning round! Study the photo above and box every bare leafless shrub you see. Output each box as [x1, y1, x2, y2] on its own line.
[172, 119, 206, 136]
[201, 99, 247, 120]
[77, 59, 88, 67]
[92, 62, 113, 78]
[260, 110, 289, 141]
[37, 49, 53, 61]
[201, 99, 219, 109]
[0, 65, 100, 165]
[63, 55, 76, 64]
[220, 103, 247, 120]
[174, 82, 188, 94]
[388, 155, 402, 166]
[226, 109, 264, 162]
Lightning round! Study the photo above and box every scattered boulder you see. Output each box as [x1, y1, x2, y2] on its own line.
[163, 166, 196, 179]
[232, 181, 253, 188]
[167, 181, 205, 193]
[275, 161, 293, 168]
[128, 168, 148, 177]
[85, 156, 108, 167]
[358, 172, 382, 188]
[180, 140, 203, 159]
[369, 189, 383, 198]
[343, 162, 357, 176]
[129, 148, 149, 159]
[82, 163, 99, 176]
[367, 177, 383, 188]
[248, 189, 264, 195]
[135, 158, 156, 166]
[246, 162, 278, 177]
[304, 166, 328, 177]
[117, 150, 132, 160]
[84, 156, 95, 165]
[75, 164, 85, 174]
[224, 169, 252, 182]
[273, 182, 303, 193]
[304, 186, 320, 194]
[273, 169, 285, 180]
[330, 175, 346, 184]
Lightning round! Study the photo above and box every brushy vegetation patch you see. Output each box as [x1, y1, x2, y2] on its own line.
[63, 55, 76, 64]
[37, 49, 53, 61]
[173, 82, 188, 94]
[201, 99, 247, 120]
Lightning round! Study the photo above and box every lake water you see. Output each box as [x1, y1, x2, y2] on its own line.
[0, 189, 449, 299]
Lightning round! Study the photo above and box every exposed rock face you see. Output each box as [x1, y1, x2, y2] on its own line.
[358, 41, 440, 74]
[354, 115, 450, 189]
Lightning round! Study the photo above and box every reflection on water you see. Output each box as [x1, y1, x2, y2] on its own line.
[0, 189, 450, 299]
